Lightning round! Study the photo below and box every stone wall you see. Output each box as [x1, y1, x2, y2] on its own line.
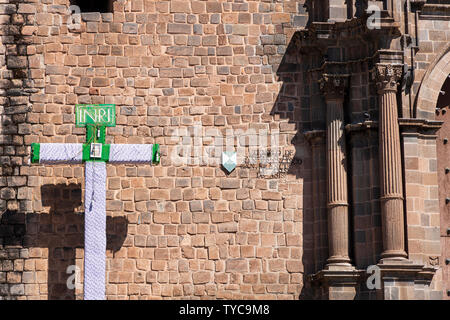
[0, 0, 38, 299]
[408, 3, 450, 119]
[401, 2, 450, 300]
[1, 0, 449, 301]
[0, 0, 311, 300]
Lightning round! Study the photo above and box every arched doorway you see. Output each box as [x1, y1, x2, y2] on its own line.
[416, 44, 450, 119]
[437, 76, 450, 109]
[436, 74, 450, 300]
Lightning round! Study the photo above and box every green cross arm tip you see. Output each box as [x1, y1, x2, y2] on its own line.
[31, 143, 40, 163]
[152, 144, 160, 164]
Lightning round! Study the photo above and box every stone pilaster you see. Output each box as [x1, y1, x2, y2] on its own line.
[373, 64, 408, 260]
[319, 74, 351, 266]
[305, 130, 327, 272]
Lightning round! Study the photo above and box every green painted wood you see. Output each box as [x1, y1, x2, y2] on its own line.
[152, 144, 160, 164]
[86, 125, 106, 144]
[31, 143, 40, 163]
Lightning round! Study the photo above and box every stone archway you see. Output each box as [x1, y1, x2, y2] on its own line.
[416, 43, 450, 300]
[436, 74, 450, 300]
[416, 43, 450, 119]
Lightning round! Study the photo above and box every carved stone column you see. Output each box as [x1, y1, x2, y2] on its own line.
[373, 64, 408, 260]
[319, 74, 351, 267]
[309, 75, 362, 300]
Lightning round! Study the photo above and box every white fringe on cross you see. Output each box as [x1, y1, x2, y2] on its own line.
[39, 143, 83, 163]
[109, 144, 154, 163]
[84, 161, 107, 300]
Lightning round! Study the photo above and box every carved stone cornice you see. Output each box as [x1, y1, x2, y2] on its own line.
[420, 3, 450, 19]
[377, 259, 437, 285]
[294, 8, 400, 54]
[309, 268, 364, 286]
[343, 119, 443, 136]
[319, 74, 349, 100]
[345, 120, 379, 133]
[372, 64, 403, 94]
[399, 118, 443, 138]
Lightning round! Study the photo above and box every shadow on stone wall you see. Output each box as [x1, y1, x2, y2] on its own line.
[0, 183, 128, 300]
[269, 34, 318, 299]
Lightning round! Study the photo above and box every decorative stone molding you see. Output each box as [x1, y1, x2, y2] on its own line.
[399, 118, 443, 138]
[345, 120, 379, 133]
[377, 259, 437, 298]
[420, 3, 450, 19]
[309, 268, 365, 300]
[345, 119, 443, 137]
[372, 64, 403, 93]
[319, 74, 349, 100]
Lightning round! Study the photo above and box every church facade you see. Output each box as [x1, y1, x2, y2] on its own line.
[0, 0, 449, 300]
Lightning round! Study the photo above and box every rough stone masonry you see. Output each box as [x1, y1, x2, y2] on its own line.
[0, 0, 449, 300]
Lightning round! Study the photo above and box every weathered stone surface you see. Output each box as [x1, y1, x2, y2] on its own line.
[1, 0, 446, 302]
[220, 178, 240, 189]
[123, 23, 138, 34]
[192, 271, 210, 284]
[225, 259, 248, 272]
[218, 222, 237, 233]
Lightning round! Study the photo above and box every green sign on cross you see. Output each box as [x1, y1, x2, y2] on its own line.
[75, 104, 116, 127]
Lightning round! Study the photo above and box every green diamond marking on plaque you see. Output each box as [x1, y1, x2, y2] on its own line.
[76, 104, 116, 128]
[222, 151, 237, 173]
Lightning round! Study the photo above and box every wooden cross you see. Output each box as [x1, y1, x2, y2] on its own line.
[30, 104, 160, 300]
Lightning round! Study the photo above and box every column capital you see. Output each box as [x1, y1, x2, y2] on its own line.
[319, 74, 349, 101]
[304, 130, 325, 146]
[372, 64, 403, 94]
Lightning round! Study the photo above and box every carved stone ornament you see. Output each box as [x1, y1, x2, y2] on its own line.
[372, 64, 403, 93]
[319, 74, 349, 100]
[429, 256, 439, 267]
